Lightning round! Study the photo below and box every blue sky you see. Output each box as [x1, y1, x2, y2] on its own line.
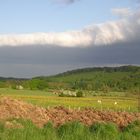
[0, 0, 139, 77]
[0, 0, 136, 33]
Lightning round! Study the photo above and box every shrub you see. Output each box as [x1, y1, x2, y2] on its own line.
[76, 91, 84, 97]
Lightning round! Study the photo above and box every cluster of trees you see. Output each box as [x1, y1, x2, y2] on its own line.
[70, 79, 140, 93]
[23, 79, 48, 90]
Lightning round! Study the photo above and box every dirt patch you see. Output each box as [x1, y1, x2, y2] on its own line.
[0, 97, 49, 127]
[0, 97, 140, 128]
[47, 106, 140, 128]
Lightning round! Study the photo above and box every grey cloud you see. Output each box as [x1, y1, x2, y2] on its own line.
[0, 40, 140, 78]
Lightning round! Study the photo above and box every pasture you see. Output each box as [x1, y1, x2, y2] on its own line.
[0, 88, 138, 112]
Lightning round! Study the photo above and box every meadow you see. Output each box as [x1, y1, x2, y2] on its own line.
[0, 88, 138, 112]
[0, 88, 139, 140]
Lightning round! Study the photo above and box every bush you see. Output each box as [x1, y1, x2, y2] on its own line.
[76, 91, 84, 97]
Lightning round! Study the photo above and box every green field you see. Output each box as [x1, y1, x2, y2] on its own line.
[0, 88, 138, 112]
[0, 119, 140, 140]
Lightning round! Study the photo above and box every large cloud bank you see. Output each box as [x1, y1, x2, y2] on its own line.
[0, 11, 140, 47]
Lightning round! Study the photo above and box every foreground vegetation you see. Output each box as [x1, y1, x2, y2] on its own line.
[0, 119, 140, 140]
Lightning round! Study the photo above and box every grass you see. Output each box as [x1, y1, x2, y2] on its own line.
[0, 88, 53, 96]
[0, 88, 138, 112]
[0, 119, 140, 140]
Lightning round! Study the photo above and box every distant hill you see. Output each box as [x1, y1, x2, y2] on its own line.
[0, 77, 27, 81]
[29, 65, 140, 92]
[0, 65, 140, 93]
[51, 65, 140, 77]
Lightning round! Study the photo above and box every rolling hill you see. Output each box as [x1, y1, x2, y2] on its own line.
[0, 65, 140, 93]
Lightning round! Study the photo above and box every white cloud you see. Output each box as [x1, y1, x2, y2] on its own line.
[111, 8, 133, 18]
[0, 11, 140, 47]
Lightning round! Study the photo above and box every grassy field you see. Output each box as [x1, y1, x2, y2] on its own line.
[0, 88, 138, 112]
[0, 88, 139, 140]
[0, 119, 140, 140]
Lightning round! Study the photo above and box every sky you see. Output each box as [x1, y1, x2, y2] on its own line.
[0, 0, 140, 78]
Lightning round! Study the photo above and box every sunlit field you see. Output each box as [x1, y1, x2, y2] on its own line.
[0, 88, 138, 112]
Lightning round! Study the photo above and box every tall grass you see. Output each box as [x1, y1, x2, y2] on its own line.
[89, 122, 119, 140]
[0, 119, 140, 140]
